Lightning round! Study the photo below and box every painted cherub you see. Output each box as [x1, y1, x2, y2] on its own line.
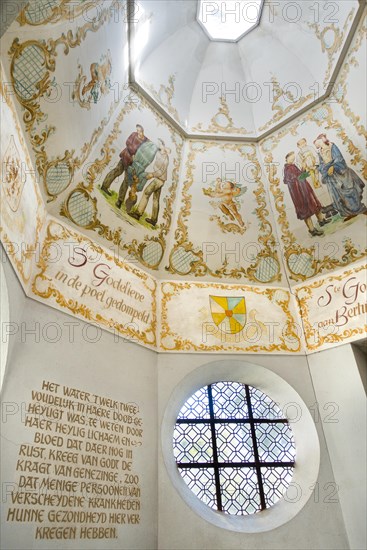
[203, 178, 246, 228]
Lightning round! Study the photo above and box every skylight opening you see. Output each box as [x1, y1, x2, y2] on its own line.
[197, 0, 264, 42]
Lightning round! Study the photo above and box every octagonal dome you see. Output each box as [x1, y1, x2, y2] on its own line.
[132, 0, 361, 138]
[0, 0, 366, 355]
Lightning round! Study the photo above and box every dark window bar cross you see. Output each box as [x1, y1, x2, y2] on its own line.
[174, 383, 296, 514]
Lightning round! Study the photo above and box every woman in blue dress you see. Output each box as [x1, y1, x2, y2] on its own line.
[313, 134, 366, 221]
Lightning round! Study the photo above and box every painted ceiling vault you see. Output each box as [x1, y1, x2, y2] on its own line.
[133, 0, 362, 138]
[0, 0, 366, 353]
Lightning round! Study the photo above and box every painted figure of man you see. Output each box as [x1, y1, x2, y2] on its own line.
[314, 134, 367, 221]
[129, 139, 170, 226]
[284, 151, 329, 236]
[124, 140, 159, 213]
[101, 124, 148, 208]
[296, 137, 335, 217]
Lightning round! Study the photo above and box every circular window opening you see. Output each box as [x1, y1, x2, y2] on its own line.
[173, 381, 296, 516]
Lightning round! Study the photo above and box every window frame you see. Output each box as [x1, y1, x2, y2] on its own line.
[174, 382, 296, 514]
[161, 360, 320, 533]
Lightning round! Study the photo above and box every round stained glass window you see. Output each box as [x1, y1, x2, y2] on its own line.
[173, 381, 296, 515]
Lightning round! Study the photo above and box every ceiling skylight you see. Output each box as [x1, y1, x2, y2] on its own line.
[197, 0, 263, 42]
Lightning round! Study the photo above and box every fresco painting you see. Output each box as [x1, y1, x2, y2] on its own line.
[283, 133, 366, 238]
[313, 133, 366, 219]
[72, 50, 112, 109]
[261, 101, 367, 283]
[295, 262, 367, 352]
[31, 220, 157, 350]
[203, 178, 247, 234]
[0, 0, 365, 354]
[160, 282, 302, 353]
[167, 141, 283, 284]
[283, 151, 327, 237]
[296, 137, 336, 218]
[99, 124, 171, 229]
[0, 71, 45, 288]
[2, 2, 125, 205]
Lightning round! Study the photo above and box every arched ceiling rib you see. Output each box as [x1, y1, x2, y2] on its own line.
[137, 20, 211, 127]
[134, 0, 199, 68]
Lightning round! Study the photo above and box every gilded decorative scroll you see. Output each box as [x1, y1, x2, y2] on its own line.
[258, 77, 314, 133]
[0, 65, 44, 286]
[8, 2, 119, 201]
[16, 0, 103, 27]
[192, 96, 252, 135]
[141, 74, 183, 126]
[308, 8, 355, 88]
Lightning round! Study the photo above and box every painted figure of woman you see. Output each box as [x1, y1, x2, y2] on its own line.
[283, 152, 328, 236]
[314, 134, 366, 221]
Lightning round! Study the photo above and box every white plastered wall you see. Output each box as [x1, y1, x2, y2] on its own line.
[1, 250, 366, 550]
[307, 344, 367, 550]
[0, 255, 158, 550]
[1, 244, 27, 394]
[157, 353, 349, 550]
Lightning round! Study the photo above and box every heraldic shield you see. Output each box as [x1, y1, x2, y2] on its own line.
[209, 296, 247, 334]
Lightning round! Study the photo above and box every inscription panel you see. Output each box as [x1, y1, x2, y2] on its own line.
[7, 380, 143, 541]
